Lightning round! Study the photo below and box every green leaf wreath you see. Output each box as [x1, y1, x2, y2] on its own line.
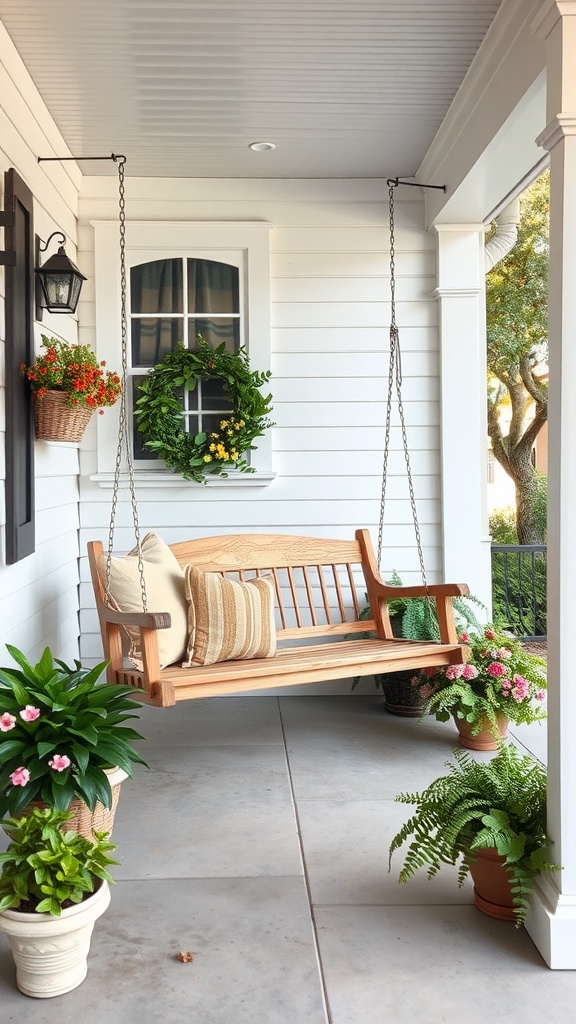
[134, 336, 274, 482]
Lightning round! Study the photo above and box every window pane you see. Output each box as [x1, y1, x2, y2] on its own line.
[132, 318, 181, 367]
[186, 382, 199, 411]
[189, 318, 239, 352]
[188, 259, 239, 314]
[183, 413, 200, 437]
[200, 377, 232, 411]
[131, 259, 183, 314]
[202, 412, 232, 437]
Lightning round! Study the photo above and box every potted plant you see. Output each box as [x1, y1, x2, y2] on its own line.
[356, 576, 485, 716]
[0, 645, 147, 834]
[0, 806, 118, 997]
[21, 335, 122, 442]
[388, 743, 558, 926]
[410, 623, 547, 748]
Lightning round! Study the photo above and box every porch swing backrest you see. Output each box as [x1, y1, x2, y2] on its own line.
[87, 529, 470, 707]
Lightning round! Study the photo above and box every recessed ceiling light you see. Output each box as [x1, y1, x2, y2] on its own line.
[249, 142, 276, 152]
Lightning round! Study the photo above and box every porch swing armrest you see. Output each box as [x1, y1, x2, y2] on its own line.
[102, 611, 173, 703]
[100, 607, 173, 630]
[355, 528, 470, 644]
[369, 582, 470, 645]
[369, 581, 470, 600]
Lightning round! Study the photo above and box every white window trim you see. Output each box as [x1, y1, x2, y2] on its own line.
[91, 220, 274, 487]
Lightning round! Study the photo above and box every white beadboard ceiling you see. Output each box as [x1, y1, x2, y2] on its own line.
[0, 0, 502, 178]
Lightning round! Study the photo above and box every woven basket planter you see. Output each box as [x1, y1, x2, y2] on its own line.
[61, 767, 127, 840]
[33, 390, 93, 443]
[378, 670, 425, 717]
[28, 767, 128, 842]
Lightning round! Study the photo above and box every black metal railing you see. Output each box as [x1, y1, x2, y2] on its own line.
[491, 545, 547, 642]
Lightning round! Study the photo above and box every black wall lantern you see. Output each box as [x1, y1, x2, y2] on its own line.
[35, 231, 86, 315]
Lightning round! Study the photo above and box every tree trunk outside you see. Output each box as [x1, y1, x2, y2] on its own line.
[488, 393, 547, 545]
[514, 470, 544, 545]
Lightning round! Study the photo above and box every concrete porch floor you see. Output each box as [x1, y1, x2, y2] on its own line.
[0, 695, 574, 1022]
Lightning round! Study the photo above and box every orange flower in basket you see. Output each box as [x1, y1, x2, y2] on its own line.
[21, 335, 122, 411]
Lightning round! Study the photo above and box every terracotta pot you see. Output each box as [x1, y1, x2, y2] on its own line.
[453, 714, 509, 750]
[468, 848, 516, 921]
[0, 880, 110, 998]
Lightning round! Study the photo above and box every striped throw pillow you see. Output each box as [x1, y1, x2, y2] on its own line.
[182, 565, 277, 667]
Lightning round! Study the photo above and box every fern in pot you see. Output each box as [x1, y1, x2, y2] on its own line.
[388, 743, 558, 926]
[0, 806, 118, 997]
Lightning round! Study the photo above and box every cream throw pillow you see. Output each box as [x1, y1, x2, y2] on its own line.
[183, 564, 277, 667]
[100, 532, 187, 669]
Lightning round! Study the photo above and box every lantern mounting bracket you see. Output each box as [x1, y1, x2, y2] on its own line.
[38, 230, 66, 253]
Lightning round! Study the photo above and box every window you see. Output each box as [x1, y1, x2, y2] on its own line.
[130, 256, 241, 460]
[92, 221, 273, 485]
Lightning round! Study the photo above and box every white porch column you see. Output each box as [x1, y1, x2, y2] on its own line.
[525, 0, 576, 969]
[434, 226, 493, 610]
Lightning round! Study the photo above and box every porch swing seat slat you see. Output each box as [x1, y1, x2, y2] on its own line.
[87, 529, 470, 708]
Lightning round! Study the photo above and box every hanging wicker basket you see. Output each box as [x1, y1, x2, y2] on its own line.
[33, 390, 93, 443]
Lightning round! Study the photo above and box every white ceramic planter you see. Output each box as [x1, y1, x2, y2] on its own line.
[0, 880, 110, 998]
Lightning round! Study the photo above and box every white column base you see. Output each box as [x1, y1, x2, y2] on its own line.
[525, 877, 576, 969]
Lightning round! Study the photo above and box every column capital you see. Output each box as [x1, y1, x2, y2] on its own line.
[433, 223, 485, 234]
[537, 114, 576, 150]
[433, 286, 482, 300]
[532, 0, 576, 40]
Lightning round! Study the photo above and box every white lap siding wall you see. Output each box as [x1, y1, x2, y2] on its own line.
[77, 177, 442, 689]
[0, 22, 82, 665]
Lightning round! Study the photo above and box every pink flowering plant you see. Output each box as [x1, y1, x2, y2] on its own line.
[412, 625, 547, 738]
[0, 645, 147, 819]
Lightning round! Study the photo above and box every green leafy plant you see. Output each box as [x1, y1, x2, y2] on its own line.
[0, 645, 147, 818]
[389, 744, 558, 925]
[411, 624, 547, 736]
[0, 807, 118, 916]
[134, 335, 274, 482]
[489, 507, 518, 545]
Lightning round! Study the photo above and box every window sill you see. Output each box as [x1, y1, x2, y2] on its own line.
[90, 470, 276, 489]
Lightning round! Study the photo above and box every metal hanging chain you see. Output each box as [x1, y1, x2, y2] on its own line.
[104, 156, 147, 612]
[377, 180, 428, 591]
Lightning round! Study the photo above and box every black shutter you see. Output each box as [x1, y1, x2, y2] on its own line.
[4, 168, 35, 563]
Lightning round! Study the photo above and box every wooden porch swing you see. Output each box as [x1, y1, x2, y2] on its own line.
[88, 174, 469, 707]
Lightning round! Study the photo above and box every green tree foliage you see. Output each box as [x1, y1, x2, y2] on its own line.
[486, 172, 549, 544]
